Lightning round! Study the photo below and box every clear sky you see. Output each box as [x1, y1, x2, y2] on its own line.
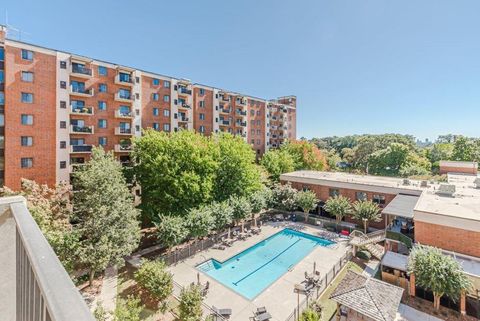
[2, 0, 480, 140]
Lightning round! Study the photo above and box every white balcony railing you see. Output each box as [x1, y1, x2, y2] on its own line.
[0, 196, 95, 321]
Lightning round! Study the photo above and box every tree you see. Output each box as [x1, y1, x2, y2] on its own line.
[407, 245, 471, 310]
[132, 130, 218, 219]
[179, 284, 203, 321]
[299, 308, 321, 321]
[428, 143, 454, 164]
[451, 136, 475, 161]
[155, 215, 188, 249]
[209, 201, 234, 231]
[229, 195, 252, 228]
[367, 143, 411, 175]
[249, 188, 268, 215]
[399, 164, 429, 177]
[271, 183, 298, 212]
[260, 149, 295, 181]
[114, 296, 144, 321]
[74, 147, 141, 285]
[281, 140, 328, 171]
[351, 200, 381, 233]
[1, 179, 79, 273]
[185, 206, 215, 239]
[213, 133, 262, 201]
[134, 260, 173, 311]
[324, 196, 352, 225]
[295, 190, 318, 223]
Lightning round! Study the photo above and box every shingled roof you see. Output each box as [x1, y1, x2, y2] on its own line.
[329, 270, 404, 321]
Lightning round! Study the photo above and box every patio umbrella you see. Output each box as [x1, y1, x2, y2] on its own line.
[253, 215, 257, 228]
[313, 262, 316, 274]
[197, 272, 200, 285]
[241, 221, 245, 233]
[228, 227, 231, 239]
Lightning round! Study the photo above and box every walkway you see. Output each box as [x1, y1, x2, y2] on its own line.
[396, 304, 443, 321]
[98, 266, 118, 318]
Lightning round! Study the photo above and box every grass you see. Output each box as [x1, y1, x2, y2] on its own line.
[317, 262, 363, 321]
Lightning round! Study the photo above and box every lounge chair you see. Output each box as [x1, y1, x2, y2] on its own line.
[222, 239, 233, 247]
[212, 243, 226, 250]
[253, 312, 272, 321]
[256, 307, 267, 315]
[212, 306, 232, 318]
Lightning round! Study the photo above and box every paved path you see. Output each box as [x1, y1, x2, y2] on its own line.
[98, 266, 118, 318]
[396, 304, 443, 321]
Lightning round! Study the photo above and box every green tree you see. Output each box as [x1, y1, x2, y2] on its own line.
[299, 308, 321, 321]
[185, 206, 215, 239]
[213, 133, 262, 201]
[260, 149, 295, 181]
[451, 136, 475, 161]
[428, 143, 454, 163]
[399, 164, 429, 177]
[351, 200, 381, 233]
[271, 183, 298, 211]
[209, 201, 234, 231]
[134, 260, 173, 311]
[407, 245, 471, 310]
[324, 195, 352, 225]
[281, 140, 328, 171]
[229, 195, 252, 228]
[295, 190, 318, 223]
[367, 143, 411, 175]
[179, 284, 204, 321]
[74, 147, 141, 285]
[155, 215, 188, 249]
[132, 130, 218, 219]
[114, 296, 144, 321]
[93, 302, 108, 321]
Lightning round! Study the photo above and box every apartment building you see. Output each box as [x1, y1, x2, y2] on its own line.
[0, 26, 296, 189]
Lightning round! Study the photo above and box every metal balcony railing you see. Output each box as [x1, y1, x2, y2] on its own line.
[178, 87, 192, 95]
[0, 196, 94, 321]
[71, 144, 93, 153]
[71, 65, 92, 76]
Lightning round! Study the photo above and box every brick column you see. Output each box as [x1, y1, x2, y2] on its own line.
[460, 292, 466, 315]
[409, 273, 416, 297]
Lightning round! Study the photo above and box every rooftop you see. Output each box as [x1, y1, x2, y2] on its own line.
[329, 270, 404, 321]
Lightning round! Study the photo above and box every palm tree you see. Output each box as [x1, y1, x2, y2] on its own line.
[351, 200, 381, 233]
[323, 195, 352, 227]
[295, 190, 318, 223]
[408, 245, 472, 310]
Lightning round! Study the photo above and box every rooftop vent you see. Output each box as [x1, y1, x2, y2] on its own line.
[420, 180, 429, 188]
[436, 184, 456, 197]
[403, 179, 411, 186]
[474, 178, 480, 189]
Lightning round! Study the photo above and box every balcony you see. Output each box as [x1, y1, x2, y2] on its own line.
[0, 196, 94, 321]
[115, 144, 132, 153]
[115, 127, 132, 135]
[178, 115, 189, 122]
[70, 105, 94, 116]
[236, 121, 247, 127]
[115, 110, 133, 119]
[70, 125, 94, 134]
[177, 101, 191, 109]
[114, 74, 134, 86]
[236, 98, 247, 106]
[115, 92, 134, 103]
[219, 107, 231, 114]
[219, 119, 231, 126]
[178, 87, 192, 96]
[236, 110, 247, 116]
[70, 144, 93, 153]
[70, 64, 92, 78]
[70, 86, 94, 98]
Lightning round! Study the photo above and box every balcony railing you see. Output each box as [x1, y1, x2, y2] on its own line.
[114, 144, 132, 152]
[220, 120, 231, 126]
[115, 127, 132, 135]
[115, 110, 133, 118]
[236, 121, 247, 127]
[0, 196, 95, 321]
[70, 105, 94, 115]
[71, 65, 92, 77]
[178, 87, 192, 95]
[220, 108, 231, 114]
[114, 74, 134, 86]
[236, 110, 247, 116]
[70, 144, 93, 153]
[70, 125, 94, 134]
[115, 92, 134, 103]
[70, 86, 94, 97]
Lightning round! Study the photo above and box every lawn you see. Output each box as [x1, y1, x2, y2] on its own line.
[317, 261, 363, 321]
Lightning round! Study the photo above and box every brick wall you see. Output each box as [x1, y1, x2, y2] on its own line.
[141, 76, 171, 131]
[192, 87, 213, 135]
[439, 166, 477, 175]
[415, 221, 480, 257]
[247, 99, 266, 157]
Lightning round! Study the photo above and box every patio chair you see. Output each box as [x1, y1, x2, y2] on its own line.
[212, 243, 226, 250]
[201, 281, 210, 297]
[212, 306, 232, 318]
[252, 312, 272, 321]
[256, 306, 267, 315]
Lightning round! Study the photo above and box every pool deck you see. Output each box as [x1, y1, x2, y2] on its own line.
[168, 222, 351, 321]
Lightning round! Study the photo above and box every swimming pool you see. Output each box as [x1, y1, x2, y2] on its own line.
[196, 228, 334, 299]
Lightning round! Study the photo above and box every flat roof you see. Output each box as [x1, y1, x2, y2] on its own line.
[381, 251, 408, 272]
[381, 195, 420, 219]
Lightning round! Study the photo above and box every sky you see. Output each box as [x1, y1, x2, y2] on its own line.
[2, 0, 480, 141]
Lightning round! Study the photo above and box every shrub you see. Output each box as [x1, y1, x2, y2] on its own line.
[179, 284, 203, 321]
[134, 260, 173, 311]
[154, 215, 188, 248]
[356, 249, 372, 261]
[299, 308, 321, 321]
[114, 295, 143, 321]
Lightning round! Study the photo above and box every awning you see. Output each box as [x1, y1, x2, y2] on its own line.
[381, 194, 419, 219]
[381, 251, 408, 272]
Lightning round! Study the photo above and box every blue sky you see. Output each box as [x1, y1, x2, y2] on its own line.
[2, 0, 480, 140]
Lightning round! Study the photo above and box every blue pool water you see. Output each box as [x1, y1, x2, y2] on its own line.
[196, 228, 334, 299]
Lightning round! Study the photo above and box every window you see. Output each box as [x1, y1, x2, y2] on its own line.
[60, 101, 67, 109]
[98, 137, 107, 146]
[256, 120, 261, 126]
[199, 113, 205, 120]
[251, 129, 255, 135]
[118, 72, 131, 83]
[21, 114, 33, 125]
[329, 188, 340, 198]
[199, 125, 205, 133]
[199, 88, 205, 95]
[98, 119, 107, 128]
[60, 81, 67, 89]
[152, 123, 159, 130]
[98, 101, 107, 110]
[21, 136, 33, 146]
[250, 110, 255, 116]
[251, 139, 255, 144]
[152, 78, 159, 86]
[163, 109, 170, 117]
[70, 138, 85, 146]
[257, 139, 261, 145]
[152, 93, 159, 101]
[98, 66, 107, 76]
[373, 194, 386, 205]
[257, 110, 261, 116]
[164, 80, 170, 88]
[153, 108, 159, 116]
[0, 92, 3, 105]
[0, 70, 3, 84]
[163, 123, 170, 132]
[60, 121, 66, 129]
[21, 49, 33, 61]
[163, 95, 170, 102]
[0, 48, 4, 61]
[199, 101, 205, 108]
[60, 141, 67, 149]
[21, 92, 33, 103]
[98, 83, 107, 93]
[60, 161, 67, 169]
[119, 88, 131, 99]
[257, 129, 261, 135]
[60, 61, 67, 69]
[21, 158, 33, 168]
[356, 192, 368, 201]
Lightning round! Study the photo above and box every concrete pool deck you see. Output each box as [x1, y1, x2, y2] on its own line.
[168, 222, 351, 321]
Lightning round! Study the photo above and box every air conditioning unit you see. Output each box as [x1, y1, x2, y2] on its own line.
[403, 179, 411, 186]
[436, 184, 456, 197]
[420, 180, 429, 188]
